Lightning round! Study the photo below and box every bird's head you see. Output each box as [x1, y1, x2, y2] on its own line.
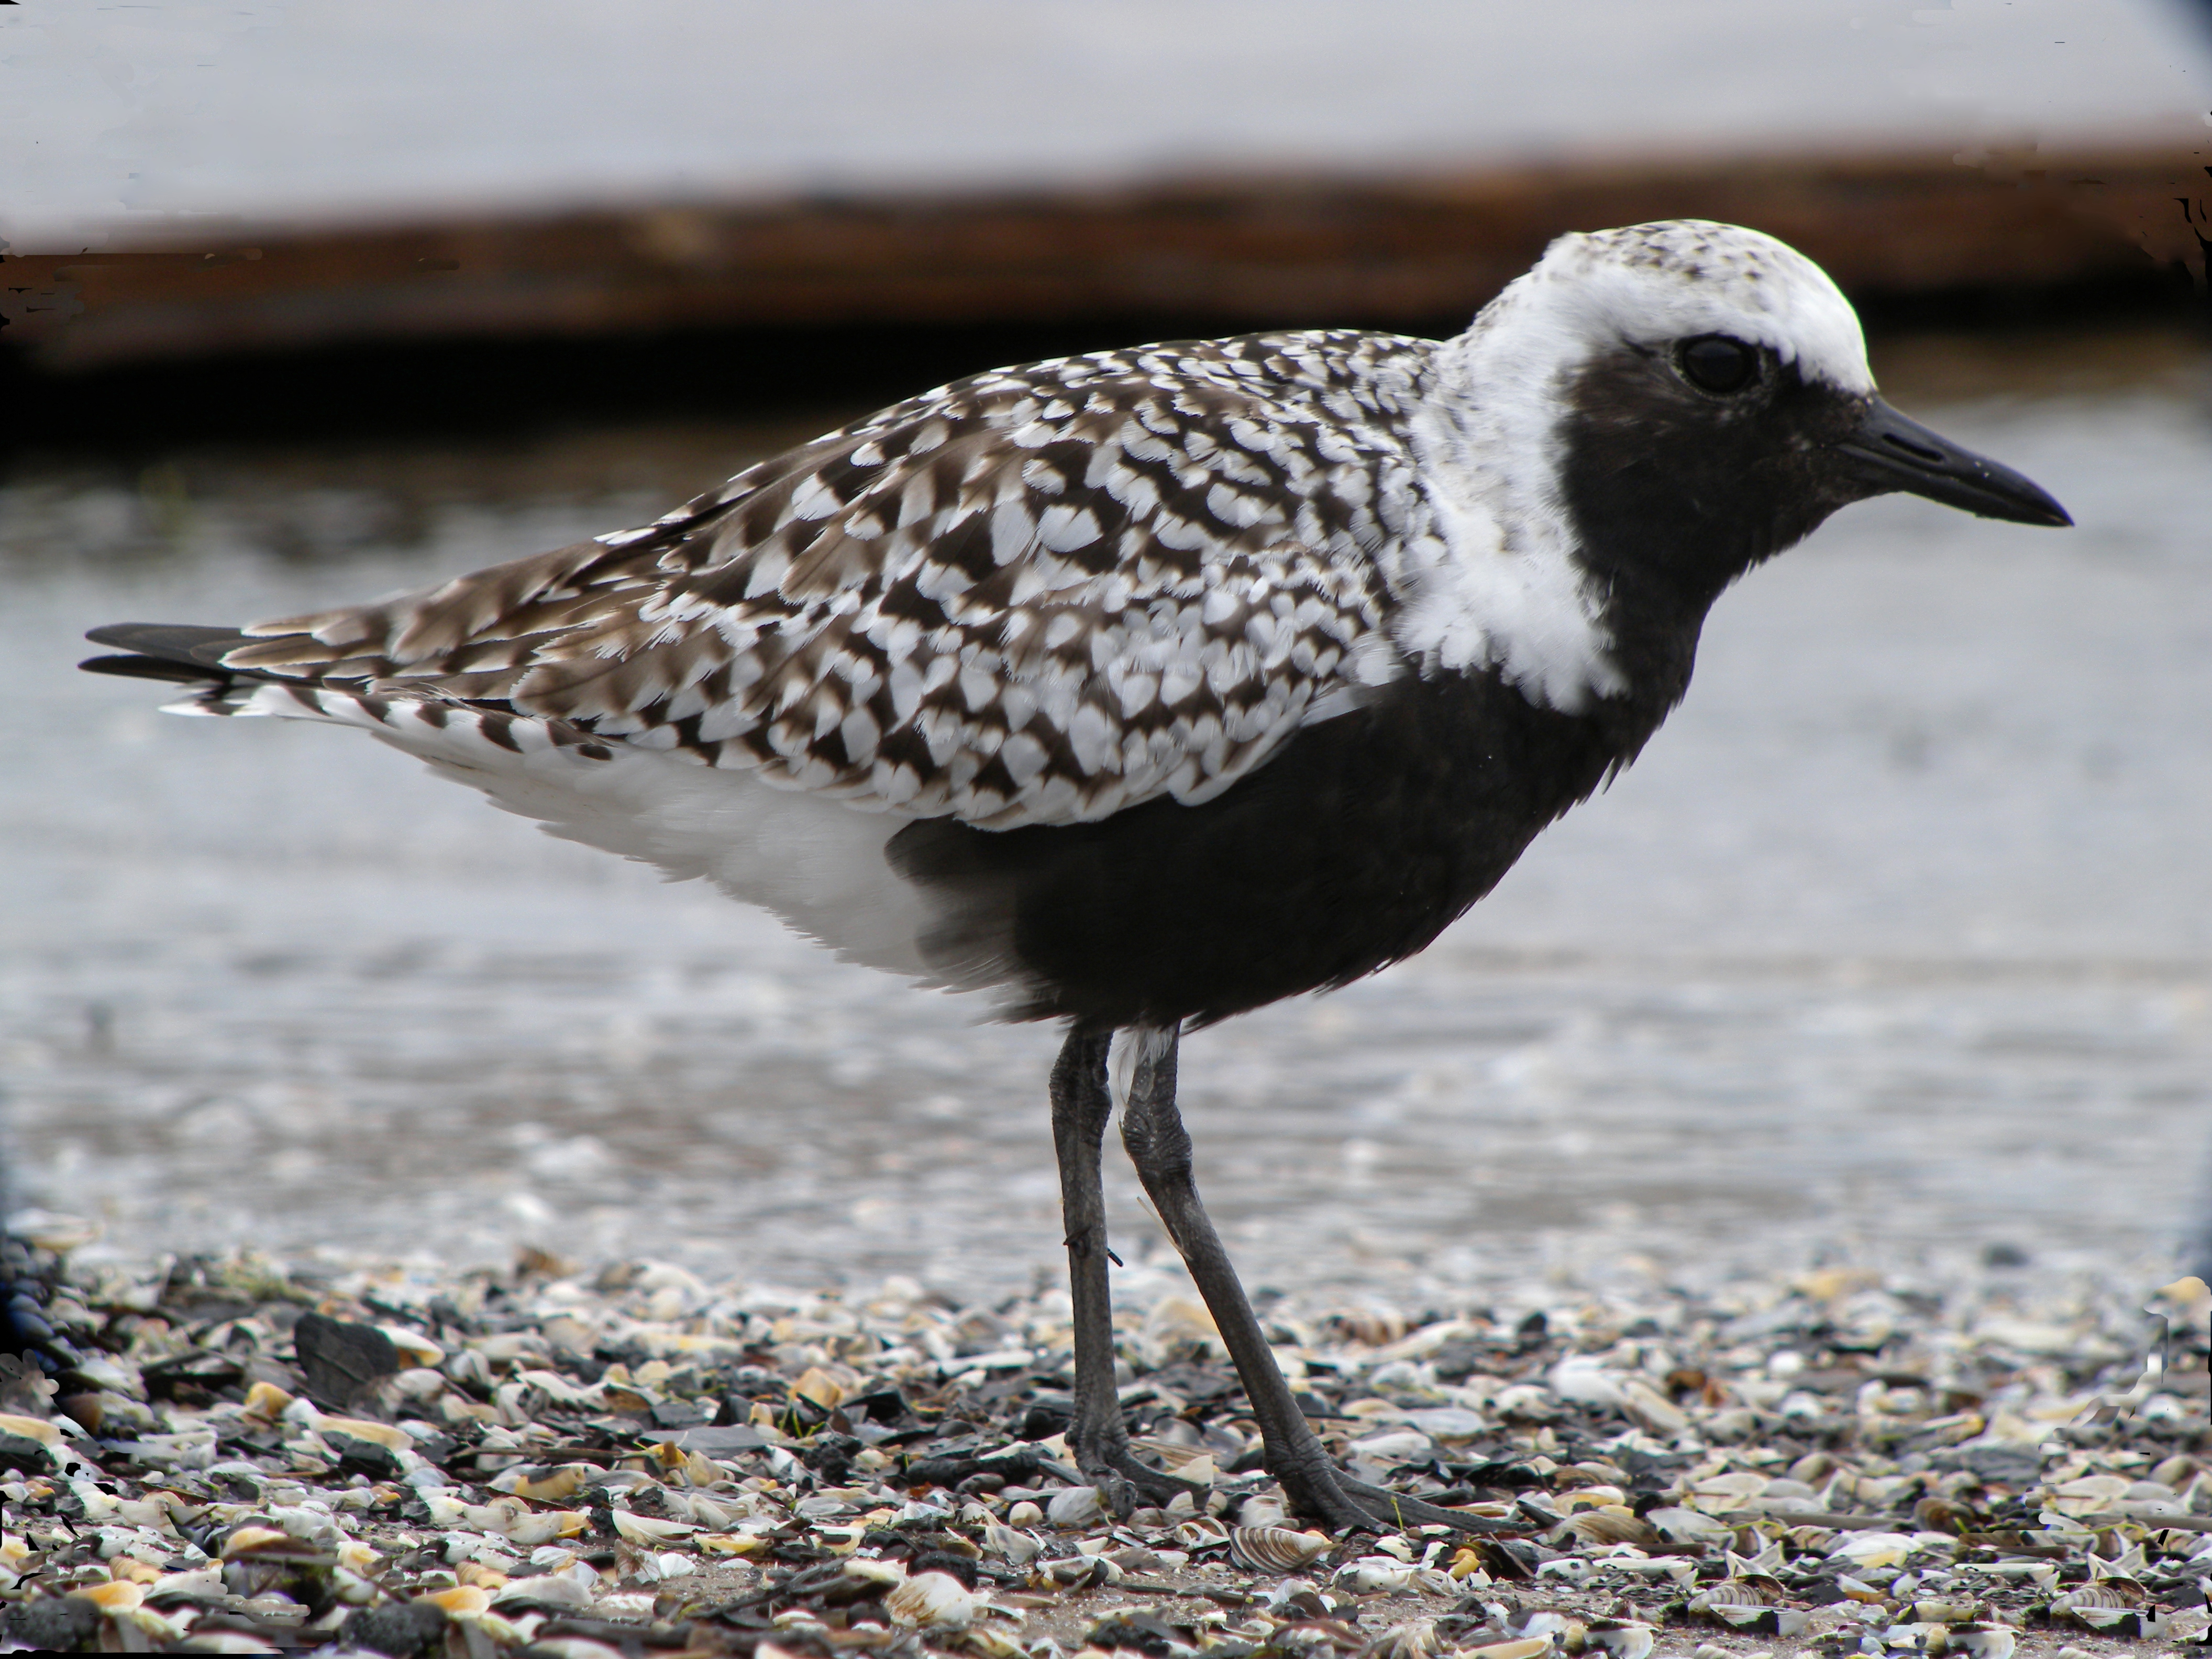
[1443, 219, 2069, 608]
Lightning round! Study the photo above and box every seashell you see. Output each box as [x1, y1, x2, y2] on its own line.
[425, 1584, 491, 1617]
[1910, 1598, 1984, 1625]
[69, 1579, 147, 1611]
[1645, 1506, 1733, 1544]
[1465, 1640, 1554, 1659]
[2052, 1580, 2147, 1613]
[1364, 1617, 1442, 1659]
[1350, 1429, 1437, 1463]
[1334, 1556, 1416, 1593]
[682, 1492, 742, 1529]
[1398, 1406, 1489, 1442]
[1566, 1508, 1658, 1548]
[1556, 1486, 1629, 1512]
[1005, 1500, 1044, 1527]
[1491, 1384, 1560, 1423]
[1230, 1525, 1334, 1574]
[1173, 1515, 1230, 1550]
[489, 1463, 589, 1503]
[1127, 1433, 1213, 1473]
[789, 1366, 847, 1410]
[493, 1570, 592, 1611]
[309, 1412, 410, 1453]
[1580, 1619, 1657, 1659]
[2150, 1454, 2203, 1488]
[1690, 1575, 1788, 1612]
[885, 1569, 978, 1631]
[143, 1568, 227, 1606]
[220, 1524, 326, 1561]
[983, 1523, 1040, 1565]
[611, 1509, 695, 1545]
[1684, 1471, 1769, 1514]
[1932, 1623, 2017, 1659]
[1158, 1452, 1219, 1486]
[502, 1510, 586, 1547]
[392, 1366, 447, 1401]
[1884, 1622, 1944, 1654]
[1464, 1536, 1541, 1583]
[1829, 1531, 1920, 1572]
[965, 1623, 1032, 1659]
[1502, 1610, 1573, 1642]
[2047, 1474, 2130, 1517]
[840, 1557, 908, 1591]
[1728, 1541, 1786, 1578]
[240, 1380, 294, 1423]
[2085, 1544, 2146, 1580]
[378, 1324, 445, 1367]
[1445, 1547, 1493, 1585]
[466, 1332, 549, 1369]
[1618, 1379, 1690, 1438]
[698, 1530, 772, 1556]
[1047, 1484, 1103, 1528]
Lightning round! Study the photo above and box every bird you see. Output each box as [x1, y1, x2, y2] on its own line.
[81, 219, 2070, 1533]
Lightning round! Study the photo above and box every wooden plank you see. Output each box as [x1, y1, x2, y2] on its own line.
[3, 147, 2201, 373]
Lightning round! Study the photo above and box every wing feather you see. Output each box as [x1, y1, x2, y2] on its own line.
[216, 333, 1432, 828]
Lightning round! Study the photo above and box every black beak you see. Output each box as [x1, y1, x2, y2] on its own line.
[1834, 397, 2072, 527]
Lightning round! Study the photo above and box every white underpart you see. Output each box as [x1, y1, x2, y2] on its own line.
[1395, 220, 1874, 712]
[187, 683, 951, 983]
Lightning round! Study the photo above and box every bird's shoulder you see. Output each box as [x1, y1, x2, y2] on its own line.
[225, 330, 1444, 826]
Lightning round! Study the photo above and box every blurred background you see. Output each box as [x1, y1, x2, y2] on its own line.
[3, 1, 2209, 1308]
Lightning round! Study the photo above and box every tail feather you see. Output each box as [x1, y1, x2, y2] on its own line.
[80, 623, 263, 688]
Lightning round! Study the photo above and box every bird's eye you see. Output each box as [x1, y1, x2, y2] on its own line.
[1678, 335, 1760, 395]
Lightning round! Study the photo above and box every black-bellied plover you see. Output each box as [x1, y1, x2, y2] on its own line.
[83, 220, 2070, 1532]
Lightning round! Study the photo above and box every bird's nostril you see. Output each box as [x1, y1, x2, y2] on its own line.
[1883, 432, 1948, 465]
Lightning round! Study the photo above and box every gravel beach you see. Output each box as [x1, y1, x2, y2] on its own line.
[0, 1225, 2203, 1657]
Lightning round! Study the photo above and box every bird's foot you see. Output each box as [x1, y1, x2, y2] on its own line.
[1275, 1461, 1522, 1535]
[1075, 1440, 1209, 1519]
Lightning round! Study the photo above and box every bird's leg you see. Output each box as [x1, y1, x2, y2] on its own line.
[1115, 1025, 1511, 1536]
[1050, 1026, 1201, 1517]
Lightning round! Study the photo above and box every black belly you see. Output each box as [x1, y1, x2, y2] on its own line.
[886, 668, 1662, 1028]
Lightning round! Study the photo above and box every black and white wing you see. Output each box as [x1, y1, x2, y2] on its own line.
[192, 335, 1427, 830]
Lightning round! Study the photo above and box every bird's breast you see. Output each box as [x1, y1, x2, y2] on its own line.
[888, 662, 1652, 1028]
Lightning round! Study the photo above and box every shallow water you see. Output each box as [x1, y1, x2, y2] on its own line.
[4, 326, 2209, 1307]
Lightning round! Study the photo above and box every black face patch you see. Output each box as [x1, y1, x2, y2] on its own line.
[1555, 344, 1873, 623]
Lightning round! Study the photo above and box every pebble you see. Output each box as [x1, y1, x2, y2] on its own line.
[0, 1232, 2202, 1657]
